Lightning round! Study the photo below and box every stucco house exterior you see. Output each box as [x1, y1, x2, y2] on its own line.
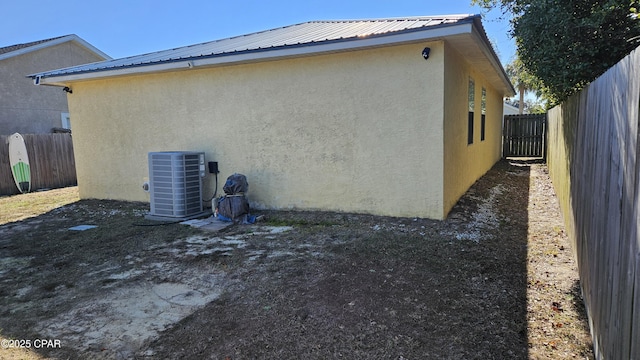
[30, 14, 514, 219]
[0, 35, 109, 135]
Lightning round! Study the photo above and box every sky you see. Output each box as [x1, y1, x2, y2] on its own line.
[1, 0, 515, 66]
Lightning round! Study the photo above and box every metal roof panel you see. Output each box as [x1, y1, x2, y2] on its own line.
[28, 14, 514, 96]
[31, 15, 474, 77]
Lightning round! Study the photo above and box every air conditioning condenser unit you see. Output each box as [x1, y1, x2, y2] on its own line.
[146, 151, 208, 220]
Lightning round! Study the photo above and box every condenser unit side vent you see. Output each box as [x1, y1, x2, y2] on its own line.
[147, 151, 207, 220]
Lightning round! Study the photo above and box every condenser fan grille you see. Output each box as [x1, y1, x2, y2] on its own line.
[148, 151, 204, 218]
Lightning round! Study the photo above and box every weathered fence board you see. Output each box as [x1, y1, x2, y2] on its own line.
[502, 114, 547, 158]
[547, 45, 640, 359]
[0, 133, 77, 195]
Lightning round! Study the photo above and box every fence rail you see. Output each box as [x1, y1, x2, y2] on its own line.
[0, 133, 77, 195]
[547, 45, 640, 359]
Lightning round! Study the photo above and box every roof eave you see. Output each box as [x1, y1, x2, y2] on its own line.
[470, 18, 515, 96]
[36, 22, 474, 86]
[36, 19, 515, 96]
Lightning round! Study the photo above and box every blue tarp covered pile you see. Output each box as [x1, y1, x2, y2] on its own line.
[216, 173, 257, 224]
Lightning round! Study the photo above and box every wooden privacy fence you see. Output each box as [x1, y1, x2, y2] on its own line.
[502, 113, 547, 158]
[546, 45, 640, 359]
[0, 133, 77, 195]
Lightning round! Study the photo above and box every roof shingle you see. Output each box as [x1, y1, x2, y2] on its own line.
[0, 35, 68, 56]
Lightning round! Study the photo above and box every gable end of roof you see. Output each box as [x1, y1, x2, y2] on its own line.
[0, 34, 111, 62]
[0, 35, 67, 55]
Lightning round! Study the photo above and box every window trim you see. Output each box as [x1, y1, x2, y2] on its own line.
[480, 87, 486, 141]
[468, 78, 475, 145]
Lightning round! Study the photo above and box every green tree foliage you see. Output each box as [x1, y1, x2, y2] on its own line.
[505, 57, 542, 113]
[524, 99, 547, 114]
[472, 0, 527, 14]
[473, 0, 640, 103]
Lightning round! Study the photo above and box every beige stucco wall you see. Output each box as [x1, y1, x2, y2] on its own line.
[0, 41, 105, 135]
[442, 42, 504, 215]
[68, 42, 448, 218]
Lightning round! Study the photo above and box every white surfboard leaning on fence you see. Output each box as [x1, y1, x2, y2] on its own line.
[8, 132, 31, 193]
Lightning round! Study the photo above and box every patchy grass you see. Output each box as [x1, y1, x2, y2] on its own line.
[0, 193, 203, 359]
[0, 187, 79, 224]
[0, 162, 593, 359]
[263, 214, 341, 227]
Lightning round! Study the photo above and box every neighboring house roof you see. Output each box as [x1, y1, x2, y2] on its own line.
[0, 34, 111, 62]
[30, 15, 515, 96]
[0, 35, 67, 56]
[503, 102, 521, 115]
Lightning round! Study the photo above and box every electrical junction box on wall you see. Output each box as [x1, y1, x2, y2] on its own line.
[145, 151, 209, 220]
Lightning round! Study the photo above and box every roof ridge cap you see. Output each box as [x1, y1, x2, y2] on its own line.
[309, 14, 476, 23]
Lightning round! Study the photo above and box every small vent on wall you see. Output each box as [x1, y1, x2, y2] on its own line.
[147, 151, 206, 219]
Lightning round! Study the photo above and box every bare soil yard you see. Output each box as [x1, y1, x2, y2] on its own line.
[0, 160, 593, 359]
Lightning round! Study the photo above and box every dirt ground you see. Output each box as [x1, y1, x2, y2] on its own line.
[0, 160, 593, 359]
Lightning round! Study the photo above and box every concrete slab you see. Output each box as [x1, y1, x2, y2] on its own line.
[181, 216, 233, 232]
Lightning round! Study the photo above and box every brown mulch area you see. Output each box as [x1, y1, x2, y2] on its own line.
[525, 162, 593, 359]
[0, 160, 593, 359]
